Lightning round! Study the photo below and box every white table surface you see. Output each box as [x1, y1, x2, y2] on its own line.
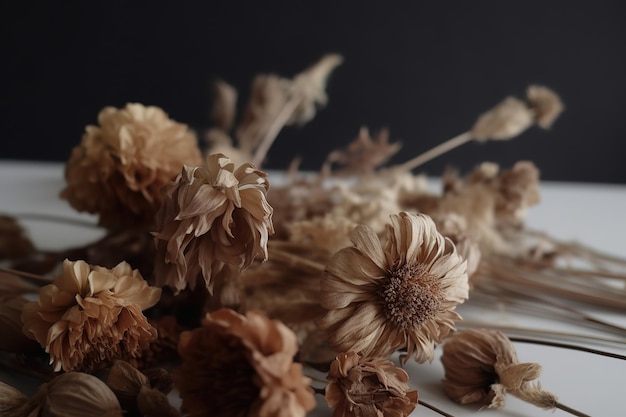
[1, 160, 625, 417]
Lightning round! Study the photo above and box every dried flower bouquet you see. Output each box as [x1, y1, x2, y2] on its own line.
[1, 54, 625, 417]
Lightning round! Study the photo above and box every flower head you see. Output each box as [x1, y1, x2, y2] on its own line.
[325, 351, 418, 417]
[21, 259, 161, 372]
[153, 153, 274, 294]
[320, 212, 469, 363]
[441, 329, 557, 410]
[174, 309, 315, 417]
[61, 103, 202, 230]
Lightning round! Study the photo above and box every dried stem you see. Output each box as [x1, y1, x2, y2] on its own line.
[268, 247, 326, 273]
[509, 337, 626, 360]
[10, 212, 100, 229]
[0, 267, 50, 286]
[396, 131, 472, 172]
[251, 96, 302, 167]
[555, 402, 592, 417]
[418, 400, 455, 417]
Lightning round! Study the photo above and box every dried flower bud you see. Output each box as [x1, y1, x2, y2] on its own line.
[471, 97, 535, 141]
[22, 259, 161, 372]
[0, 381, 30, 417]
[153, 153, 274, 295]
[61, 103, 202, 230]
[174, 308, 315, 417]
[325, 351, 418, 417]
[526, 85, 564, 129]
[441, 329, 558, 410]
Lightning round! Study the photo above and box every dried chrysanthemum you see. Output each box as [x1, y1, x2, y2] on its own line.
[325, 351, 418, 417]
[61, 103, 202, 230]
[320, 212, 469, 363]
[441, 329, 558, 410]
[174, 308, 315, 417]
[21, 259, 161, 372]
[153, 153, 274, 295]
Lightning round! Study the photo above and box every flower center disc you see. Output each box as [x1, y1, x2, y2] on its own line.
[382, 264, 442, 330]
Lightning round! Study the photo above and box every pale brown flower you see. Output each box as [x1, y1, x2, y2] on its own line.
[441, 329, 558, 410]
[494, 161, 540, 225]
[320, 212, 469, 363]
[153, 153, 274, 295]
[21, 259, 161, 372]
[526, 85, 564, 129]
[471, 97, 535, 141]
[174, 308, 315, 417]
[61, 103, 202, 230]
[325, 351, 418, 417]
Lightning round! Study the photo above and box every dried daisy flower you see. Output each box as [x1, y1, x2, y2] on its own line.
[325, 351, 418, 417]
[320, 212, 469, 363]
[153, 153, 274, 295]
[61, 103, 202, 230]
[174, 308, 315, 417]
[21, 259, 161, 372]
[526, 85, 564, 129]
[441, 329, 560, 411]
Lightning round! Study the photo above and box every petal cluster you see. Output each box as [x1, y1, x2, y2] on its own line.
[320, 212, 468, 363]
[22, 259, 161, 372]
[153, 153, 274, 294]
[61, 103, 202, 230]
[174, 308, 315, 417]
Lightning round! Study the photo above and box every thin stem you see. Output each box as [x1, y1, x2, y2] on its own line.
[418, 400, 455, 417]
[251, 97, 302, 167]
[509, 337, 626, 360]
[396, 131, 472, 172]
[555, 402, 591, 417]
[269, 248, 325, 273]
[10, 212, 100, 229]
[0, 267, 50, 286]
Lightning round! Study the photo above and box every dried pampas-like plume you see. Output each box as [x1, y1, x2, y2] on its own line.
[153, 153, 274, 295]
[320, 212, 468, 363]
[61, 103, 202, 230]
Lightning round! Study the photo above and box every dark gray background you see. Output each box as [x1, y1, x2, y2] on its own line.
[4, 1, 626, 183]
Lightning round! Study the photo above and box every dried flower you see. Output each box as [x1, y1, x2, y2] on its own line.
[288, 214, 356, 254]
[174, 308, 315, 417]
[495, 161, 540, 225]
[441, 329, 558, 410]
[211, 80, 238, 132]
[0, 381, 29, 417]
[325, 351, 418, 417]
[153, 153, 274, 295]
[31, 372, 124, 417]
[320, 212, 469, 363]
[61, 103, 202, 230]
[471, 97, 535, 141]
[21, 259, 161, 372]
[526, 85, 564, 129]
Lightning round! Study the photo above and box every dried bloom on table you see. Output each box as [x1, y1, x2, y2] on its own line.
[320, 212, 469, 363]
[153, 153, 274, 295]
[0, 215, 35, 259]
[61, 103, 202, 230]
[526, 85, 564, 129]
[471, 97, 535, 141]
[174, 308, 315, 417]
[325, 351, 418, 417]
[29, 372, 124, 417]
[21, 259, 161, 372]
[441, 329, 558, 410]
[324, 127, 402, 175]
[495, 161, 540, 225]
[107, 361, 179, 417]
